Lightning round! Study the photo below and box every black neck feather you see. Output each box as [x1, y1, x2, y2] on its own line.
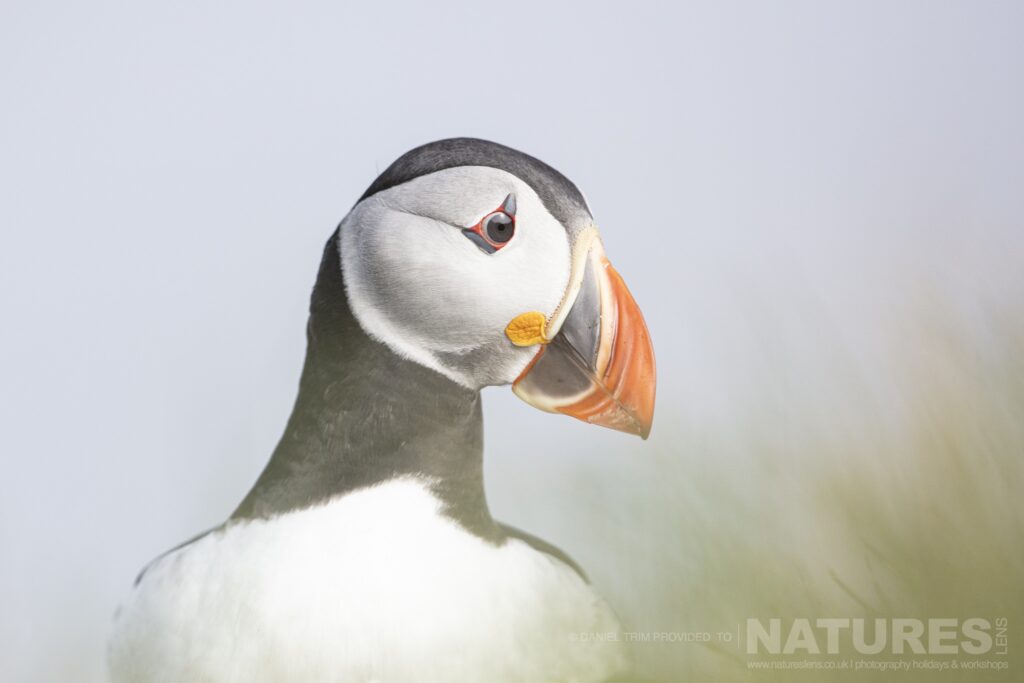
[232, 230, 499, 540]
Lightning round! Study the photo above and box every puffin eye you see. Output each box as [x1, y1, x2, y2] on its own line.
[462, 193, 518, 254]
[482, 212, 515, 244]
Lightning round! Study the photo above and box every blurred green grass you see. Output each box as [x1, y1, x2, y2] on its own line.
[575, 310, 1023, 681]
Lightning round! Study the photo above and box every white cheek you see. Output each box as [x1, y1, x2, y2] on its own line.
[362, 214, 479, 348]
[490, 235, 568, 317]
[341, 168, 574, 387]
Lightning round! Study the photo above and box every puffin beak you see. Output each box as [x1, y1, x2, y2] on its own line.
[510, 229, 656, 438]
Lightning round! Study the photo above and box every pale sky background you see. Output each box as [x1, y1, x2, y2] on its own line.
[2, 2, 1022, 681]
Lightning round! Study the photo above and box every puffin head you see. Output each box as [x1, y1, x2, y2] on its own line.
[339, 138, 656, 438]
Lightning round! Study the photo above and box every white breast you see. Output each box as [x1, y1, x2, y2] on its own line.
[108, 479, 626, 683]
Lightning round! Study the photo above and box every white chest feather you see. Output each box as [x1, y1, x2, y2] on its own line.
[108, 479, 625, 683]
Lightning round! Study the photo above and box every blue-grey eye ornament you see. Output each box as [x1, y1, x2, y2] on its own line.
[462, 193, 517, 254]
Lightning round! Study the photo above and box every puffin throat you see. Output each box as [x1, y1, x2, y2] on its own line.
[232, 230, 499, 540]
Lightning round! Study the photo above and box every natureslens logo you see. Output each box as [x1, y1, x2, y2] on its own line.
[746, 617, 1008, 656]
[568, 617, 1010, 673]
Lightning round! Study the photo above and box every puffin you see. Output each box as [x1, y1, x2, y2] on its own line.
[108, 138, 656, 683]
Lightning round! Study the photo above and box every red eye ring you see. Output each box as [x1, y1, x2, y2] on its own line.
[462, 193, 517, 254]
